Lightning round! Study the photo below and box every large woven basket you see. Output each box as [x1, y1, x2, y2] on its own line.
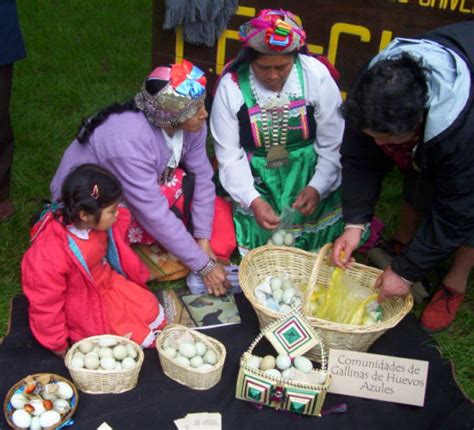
[4, 373, 79, 430]
[65, 335, 144, 394]
[239, 244, 413, 361]
[156, 324, 226, 390]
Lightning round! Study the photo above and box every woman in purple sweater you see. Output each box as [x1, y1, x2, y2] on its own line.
[51, 61, 231, 295]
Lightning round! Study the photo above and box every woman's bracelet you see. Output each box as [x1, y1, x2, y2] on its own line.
[197, 258, 217, 278]
[344, 223, 369, 233]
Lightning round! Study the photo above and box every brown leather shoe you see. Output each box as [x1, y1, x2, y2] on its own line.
[0, 199, 15, 222]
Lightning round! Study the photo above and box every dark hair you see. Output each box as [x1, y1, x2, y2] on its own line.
[76, 100, 138, 144]
[341, 53, 429, 135]
[60, 164, 122, 225]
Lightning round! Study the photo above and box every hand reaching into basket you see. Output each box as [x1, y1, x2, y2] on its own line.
[332, 227, 362, 268]
[375, 266, 412, 302]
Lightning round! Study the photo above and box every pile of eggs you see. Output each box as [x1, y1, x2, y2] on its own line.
[69, 337, 139, 371]
[7, 376, 75, 429]
[162, 336, 219, 372]
[268, 229, 295, 247]
[245, 354, 326, 384]
[264, 276, 301, 313]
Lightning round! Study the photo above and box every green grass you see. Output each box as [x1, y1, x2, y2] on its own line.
[0, 0, 472, 400]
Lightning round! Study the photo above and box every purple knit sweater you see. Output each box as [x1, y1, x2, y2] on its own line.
[50, 111, 215, 272]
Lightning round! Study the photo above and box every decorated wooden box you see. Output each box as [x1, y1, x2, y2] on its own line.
[235, 306, 331, 416]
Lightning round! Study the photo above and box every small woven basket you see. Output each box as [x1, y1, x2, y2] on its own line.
[236, 307, 331, 416]
[4, 373, 79, 430]
[65, 335, 144, 394]
[239, 244, 413, 361]
[156, 324, 226, 390]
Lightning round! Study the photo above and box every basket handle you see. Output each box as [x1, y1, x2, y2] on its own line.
[303, 243, 333, 315]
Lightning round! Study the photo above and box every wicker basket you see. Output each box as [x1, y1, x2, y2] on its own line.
[239, 244, 413, 361]
[65, 335, 144, 394]
[156, 324, 226, 390]
[4, 373, 79, 429]
[236, 307, 331, 416]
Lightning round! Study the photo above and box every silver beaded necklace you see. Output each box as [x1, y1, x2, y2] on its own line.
[250, 73, 292, 169]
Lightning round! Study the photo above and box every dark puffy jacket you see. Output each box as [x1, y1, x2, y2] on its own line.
[341, 21, 474, 281]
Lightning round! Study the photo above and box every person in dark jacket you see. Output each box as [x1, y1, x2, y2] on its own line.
[332, 21, 474, 333]
[0, 0, 26, 220]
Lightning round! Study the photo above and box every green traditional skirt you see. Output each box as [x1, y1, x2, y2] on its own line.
[234, 145, 345, 253]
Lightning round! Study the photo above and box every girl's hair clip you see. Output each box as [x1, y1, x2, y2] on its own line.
[90, 184, 100, 199]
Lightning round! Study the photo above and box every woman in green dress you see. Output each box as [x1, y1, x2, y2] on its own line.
[211, 9, 347, 254]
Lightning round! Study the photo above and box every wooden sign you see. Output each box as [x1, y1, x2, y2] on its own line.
[328, 349, 429, 406]
[152, 0, 472, 94]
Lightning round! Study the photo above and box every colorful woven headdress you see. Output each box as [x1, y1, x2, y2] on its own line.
[239, 9, 306, 55]
[135, 60, 207, 128]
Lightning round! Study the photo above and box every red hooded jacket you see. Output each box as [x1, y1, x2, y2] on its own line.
[21, 207, 150, 352]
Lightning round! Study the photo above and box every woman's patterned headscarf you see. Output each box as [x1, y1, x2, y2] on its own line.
[135, 60, 207, 128]
[239, 9, 306, 55]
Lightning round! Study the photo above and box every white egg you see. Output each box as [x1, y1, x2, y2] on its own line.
[39, 410, 61, 428]
[281, 279, 294, 290]
[278, 304, 292, 314]
[122, 357, 136, 370]
[259, 355, 276, 371]
[203, 350, 217, 365]
[9, 393, 27, 409]
[56, 381, 74, 400]
[313, 370, 327, 384]
[53, 398, 70, 415]
[197, 363, 214, 372]
[12, 409, 32, 428]
[30, 416, 41, 430]
[98, 347, 113, 359]
[270, 277, 283, 291]
[293, 356, 313, 373]
[282, 288, 296, 305]
[178, 341, 197, 359]
[72, 351, 85, 360]
[194, 341, 207, 356]
[272, 231, 284, 246]
[84, 353, 100, 370]
[70, 355, 84, 369]
[115, 361, 122, 371]
[272, 289, 283, 304]
[29, 399, 45, 416]
[174, 355, 190, 368]
[283, 232, 295, 246]
[78, 341, 93, 354]
[112, 344, 128, 361]
[126, 344, 138, 359]
[275, 354, 292, 370]
[164, 346, 177, 358]
[264, 368, 282, 379]
[282, 368, 294, 380]
[100, 356, 117, 370]
[190, 355, 204, 368]
[92, 346, 100, 355]
[98, 337, 118, 348]
[246, 356, 261, 369]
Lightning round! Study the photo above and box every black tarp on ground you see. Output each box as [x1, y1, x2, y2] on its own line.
[0, 294, 473, 430]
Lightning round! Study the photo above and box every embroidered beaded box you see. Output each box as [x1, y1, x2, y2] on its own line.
[235, 306, 331, 416]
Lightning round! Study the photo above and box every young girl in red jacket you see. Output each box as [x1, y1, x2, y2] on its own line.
[22, 164, 166, 356]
